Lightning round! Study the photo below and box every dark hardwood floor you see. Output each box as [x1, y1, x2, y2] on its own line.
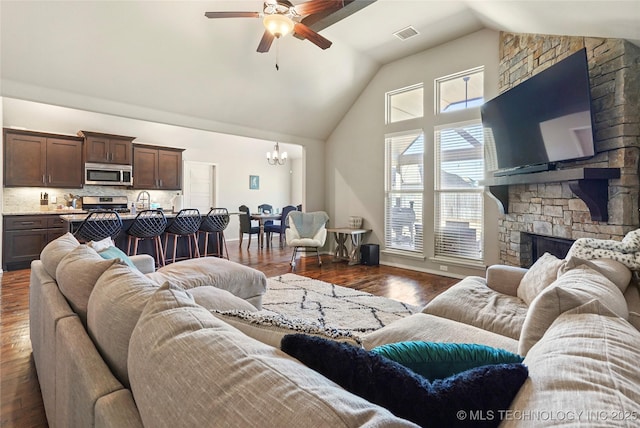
[0, 242, 458, 427]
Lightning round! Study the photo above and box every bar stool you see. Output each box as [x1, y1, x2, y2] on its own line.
[163, 208, 201, 264]
[126, 209, 167, 267]
[74, 210, 123, 243]
[199, 207, 230, 259]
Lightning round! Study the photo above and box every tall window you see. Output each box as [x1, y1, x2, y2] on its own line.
[434, 121, 484, 260]
[385, 130, 424, 253]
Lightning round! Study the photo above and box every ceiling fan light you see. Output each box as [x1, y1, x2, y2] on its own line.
[263, 14, 294, 38]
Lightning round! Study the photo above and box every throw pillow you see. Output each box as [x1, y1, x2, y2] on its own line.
[211, 310, 362, 348]
[370, 341, 523, 381]
[87, 236, 115, 252]
[517, 252, 564, 305]
[56, 244, 119, 324]
[518, 265, 629, 355]
[281, 334, 528, 428]
[558, 256, 632, 293]
[96, 245, 137, 269]
[40, 232, 80, 279]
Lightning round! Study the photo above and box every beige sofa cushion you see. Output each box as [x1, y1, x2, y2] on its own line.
[423, 276, 527, 340]
[517, 252, 564, 305]
[211, 310, 361, 348]
[146, 257, 267, 309]
[128, 283, 416, 428]
[87, 262, 160, 388]
[361, 312, 519, 354]
[56, 245, 118, 324]
[504, 301, 640, 427]
[519, 265, 629, 355]
[558, 256, 632, 293]
[188, 286, 259, 312]
[88, 264, 258, 388]
[40, 232, 79, 279]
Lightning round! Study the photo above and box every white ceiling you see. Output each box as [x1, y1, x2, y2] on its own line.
[1, 0, 639, 142]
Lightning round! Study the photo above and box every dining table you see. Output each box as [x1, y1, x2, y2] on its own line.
[250, 213, 282, 248]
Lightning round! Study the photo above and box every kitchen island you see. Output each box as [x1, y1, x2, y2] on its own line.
[60, 211, 220, 265]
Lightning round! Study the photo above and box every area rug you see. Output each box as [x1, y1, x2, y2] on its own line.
[261, 273, 421, 334]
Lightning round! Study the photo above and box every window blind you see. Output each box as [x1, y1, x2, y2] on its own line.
[434, 121, 484, 260]
[385, 131, 424, 253]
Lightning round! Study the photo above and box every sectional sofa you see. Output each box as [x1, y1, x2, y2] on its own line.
[30, 233, 640, 427]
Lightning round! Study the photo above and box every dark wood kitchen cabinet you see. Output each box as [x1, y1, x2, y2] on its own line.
[2, 214, 66, 270]
[133, 144, 183, 190]
[79, 130, 135, 165]
[4, 129, 83, 188]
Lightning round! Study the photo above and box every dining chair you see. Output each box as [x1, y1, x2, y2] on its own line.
[238, 205, 260, 248]
[258, 203, 274, 227]
[265, 205, 296, 248]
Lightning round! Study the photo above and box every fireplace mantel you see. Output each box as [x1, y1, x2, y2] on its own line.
[482, 167, 621, 222]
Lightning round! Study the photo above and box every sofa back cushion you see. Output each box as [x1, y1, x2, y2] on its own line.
[128, 283, 416, 428]
[503, 301, 640, 427]
[519, 265, 629, 355]
[87, 262, 159, 388]
[146, 257, 267, 308]
[88, 265, 258, 388]
[558, 256, 632, 293]
[56, 245, 118, 324]
[516, 252, 564, 305]
[40, 232, 79, 279]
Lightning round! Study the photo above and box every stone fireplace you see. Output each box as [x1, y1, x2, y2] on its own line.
[495, 33, 640, 266]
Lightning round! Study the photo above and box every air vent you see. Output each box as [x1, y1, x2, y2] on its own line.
[393, 26, 419, 41]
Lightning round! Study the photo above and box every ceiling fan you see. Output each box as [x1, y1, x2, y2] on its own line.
[205, 0, 344, 53]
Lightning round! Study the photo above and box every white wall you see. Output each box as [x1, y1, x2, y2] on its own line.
[325, 29, 501, 278]
[1, 98, 318, 243]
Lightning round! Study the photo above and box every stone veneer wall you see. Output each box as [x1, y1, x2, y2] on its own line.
[497, 32, 640, 266]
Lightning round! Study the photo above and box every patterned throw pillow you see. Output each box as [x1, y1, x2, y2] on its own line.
[370, 341, 523, 381]
[281, 334, 528, 428]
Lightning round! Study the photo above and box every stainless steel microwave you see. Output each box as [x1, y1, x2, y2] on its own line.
[84, 163, 133, 186]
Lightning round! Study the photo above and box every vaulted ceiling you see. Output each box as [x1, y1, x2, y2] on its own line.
[1, 1, 639, 142]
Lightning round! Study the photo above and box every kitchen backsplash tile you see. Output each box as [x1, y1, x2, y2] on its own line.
[3, 186, 179, 213]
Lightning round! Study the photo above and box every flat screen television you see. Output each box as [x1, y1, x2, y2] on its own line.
[482, 48, 595, 176]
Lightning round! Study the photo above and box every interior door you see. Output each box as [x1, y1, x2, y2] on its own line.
[183, 161, 215, 213]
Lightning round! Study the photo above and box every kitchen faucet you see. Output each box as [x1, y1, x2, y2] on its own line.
[136, 191, 151, 210]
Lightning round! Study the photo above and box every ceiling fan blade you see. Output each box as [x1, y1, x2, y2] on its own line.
[257, 31, 275, 53]
[294, 22, 332, 49]
[204, 11, 261, 19]
[294, 0, 344, 16]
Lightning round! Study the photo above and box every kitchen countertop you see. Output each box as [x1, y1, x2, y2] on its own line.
[59, 211, 178, 222]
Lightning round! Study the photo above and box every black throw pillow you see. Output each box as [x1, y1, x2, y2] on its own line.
[281, 334, 528, 428]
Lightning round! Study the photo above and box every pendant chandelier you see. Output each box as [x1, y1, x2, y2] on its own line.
[267, 142, 287, 165]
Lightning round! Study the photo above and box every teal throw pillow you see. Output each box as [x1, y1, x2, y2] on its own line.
[371, 341, 524, 380]
[98, 246, 138, 270]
